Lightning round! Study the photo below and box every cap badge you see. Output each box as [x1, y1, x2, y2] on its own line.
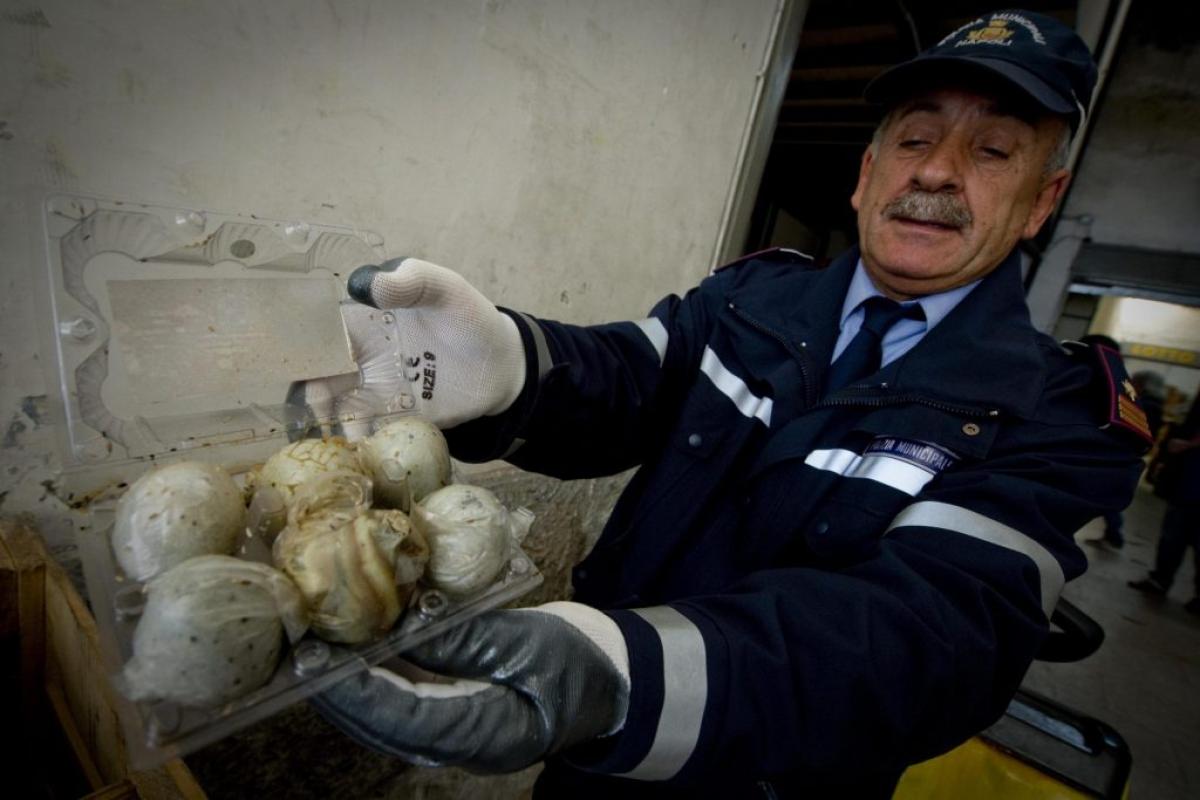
[966, 19, 1015, 45]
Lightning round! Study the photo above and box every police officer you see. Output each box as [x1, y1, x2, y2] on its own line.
[309, 10, 1149, 798]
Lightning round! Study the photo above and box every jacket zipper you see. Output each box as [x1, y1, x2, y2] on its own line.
[758, 780, 781, 800]
[819, 391, 1001, 418]
[728, 302, 818, 408]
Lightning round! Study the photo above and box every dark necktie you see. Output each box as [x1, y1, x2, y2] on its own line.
[824, 296, 924, 395]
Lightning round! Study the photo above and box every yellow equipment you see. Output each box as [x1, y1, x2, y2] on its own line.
[896, 599, 1132, 799]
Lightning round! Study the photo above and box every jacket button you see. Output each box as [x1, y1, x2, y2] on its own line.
[814, 520, 830, 535]
[962, 422, 981, 436]
[687, 433, 703, 447]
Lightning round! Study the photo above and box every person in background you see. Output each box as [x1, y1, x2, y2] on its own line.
[1080, 334, 1128, 548]
[1129, 395, 1200, 616]
[1131, 370, 1166, 440]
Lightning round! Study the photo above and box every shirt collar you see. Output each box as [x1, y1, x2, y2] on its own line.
[839, 258, 982, 331]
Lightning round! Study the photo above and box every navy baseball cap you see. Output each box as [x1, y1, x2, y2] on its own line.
[865, 10, 1098, 132]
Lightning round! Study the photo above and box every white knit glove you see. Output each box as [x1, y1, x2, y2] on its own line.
[291, 258, 527, 433]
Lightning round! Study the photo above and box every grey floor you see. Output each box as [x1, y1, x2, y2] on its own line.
[1022, 486, 1200, 800]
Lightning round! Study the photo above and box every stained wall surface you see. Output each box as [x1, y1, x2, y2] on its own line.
[0, 0, 788, 549]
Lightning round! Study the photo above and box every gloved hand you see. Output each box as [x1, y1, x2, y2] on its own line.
[290, 257, 527, 432]
[312, 601, 631, 772]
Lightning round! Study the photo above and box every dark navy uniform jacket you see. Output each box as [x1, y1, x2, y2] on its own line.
[447, 246, 1146, 798]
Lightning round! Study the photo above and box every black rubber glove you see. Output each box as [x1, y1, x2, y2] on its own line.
[312, 601, 631, 772]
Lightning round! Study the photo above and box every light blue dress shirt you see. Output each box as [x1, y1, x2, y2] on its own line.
[830, 259, 982, 366]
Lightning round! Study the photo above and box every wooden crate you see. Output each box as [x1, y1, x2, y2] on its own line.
[1, 517, 206, 799]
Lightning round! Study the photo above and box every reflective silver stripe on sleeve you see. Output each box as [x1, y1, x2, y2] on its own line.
[886, 501, 1065, 617]
[632, 317, 669, 366]
[514, 311, 553, 380]
[617, 606, 708, 781]
[699, 346, 773, 426]
[804, 448, 937, 496]
[504, 311, 552, 462]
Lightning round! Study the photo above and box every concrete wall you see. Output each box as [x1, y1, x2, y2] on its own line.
[1064, 42, 1200, 254]
[0, 0, 792, 551]
[1026, 5, 1200, 330]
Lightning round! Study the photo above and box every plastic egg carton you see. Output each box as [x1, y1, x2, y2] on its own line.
[37, 194, 543, 768]
[78, 496, 541, 769]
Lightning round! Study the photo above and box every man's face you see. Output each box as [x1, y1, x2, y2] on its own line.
[850, 87, 1070, 299]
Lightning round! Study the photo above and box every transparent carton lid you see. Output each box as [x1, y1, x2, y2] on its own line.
[37, 194, 404, 495]
[42, 194, 548, 767]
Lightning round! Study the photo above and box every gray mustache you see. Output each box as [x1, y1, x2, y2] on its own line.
[884, 192, 972, 229]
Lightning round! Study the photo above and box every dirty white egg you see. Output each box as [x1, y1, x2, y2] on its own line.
[413, 484, 512, 597]
[285, 469, 372, 528]
[357, 417, 451, 512]
[274, 502, 429, 644]
[112, 461, 246, 582]
[121, 556, 308, 707]
[255, 438, 368, 509]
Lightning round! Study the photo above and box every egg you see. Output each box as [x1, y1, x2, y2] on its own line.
[112, 461, 246, 582]
[274, 505, 429, 644]
[255, 437, 368, 509]
[121, 556, 307, 707]
[357, 417, 451, 512]
[414, 484, 512, 597]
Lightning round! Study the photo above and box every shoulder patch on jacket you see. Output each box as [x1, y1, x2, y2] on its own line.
[1062, 341, 1154, 449]
[713, 247, 814, 274]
